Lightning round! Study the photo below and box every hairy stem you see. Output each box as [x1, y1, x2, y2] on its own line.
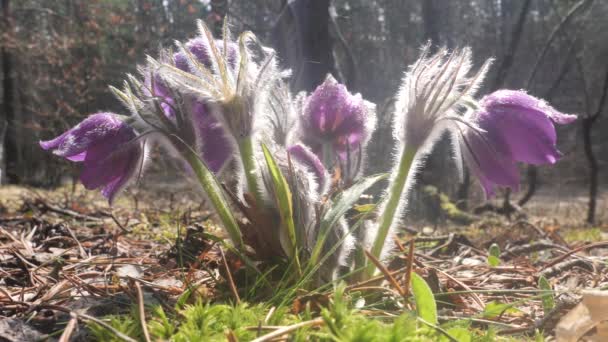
[321, 142, 334, 170]
[238, 137, 263, 205]
[366, 146, 417, 277]
[182, 147, 244, 248]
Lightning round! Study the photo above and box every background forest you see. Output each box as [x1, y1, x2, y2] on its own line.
[1, 1, 608, 341]
[2, 0, 607, 225]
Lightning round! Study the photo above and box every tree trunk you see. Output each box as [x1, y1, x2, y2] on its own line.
[491, 0, 531, 91]
[421, 0, 440, 51]
[272, 0, 336, 92]
[582, 117, 598, 224]
[582, 67, 608, 224]
[1, 0, 18, 184]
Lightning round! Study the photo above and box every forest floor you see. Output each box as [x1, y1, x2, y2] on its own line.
[0, 184, 607, 341]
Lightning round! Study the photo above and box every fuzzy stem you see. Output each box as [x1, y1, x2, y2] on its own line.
[366, 146, 417, 277]
[238, 137, 263, 205]
[321, 142, 334, 169]
[182, 147, 244, 248]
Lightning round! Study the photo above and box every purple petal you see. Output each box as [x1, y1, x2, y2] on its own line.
[143, 74, 176, 119]
[80, 140, 142, 203]
[288, 144, 327, 192]
[39, 113, 124, 160]
[461, 126, 520, 197]
[483, 90, 577, 125]
[40, 112, 143, 203]
[478, 90, 576, 165]
[189, 100, 232, 173]
[173, 37, 240, 73]
[301, 75, 373, 160]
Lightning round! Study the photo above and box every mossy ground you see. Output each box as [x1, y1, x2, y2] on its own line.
[1, 184, 606, 341]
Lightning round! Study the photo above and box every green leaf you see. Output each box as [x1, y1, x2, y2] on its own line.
[443, 327, 471, 342]
[261, 143, 301, 273]
[488, 243, 501, 267]
[182, 146, 243, 249]
[309, 173, 388, 266]
[538, 276, 555, 314]
[411, 272, 438, 325]
[353, 203, 376, 213]
[482, 301, 521, 319]
[487, 255, 500, 267]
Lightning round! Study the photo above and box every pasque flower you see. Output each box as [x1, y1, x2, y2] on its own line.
[157, 20, 287, 204]
[365, 46, 575, 279]
[298, 75, 376, 168]
[366, 46, 490, 274]
[459, 90, 577, 196]
[142, 38, 234, 174]
[40, 113, 144, 203]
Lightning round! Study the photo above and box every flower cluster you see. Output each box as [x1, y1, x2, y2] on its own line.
[41, 22, 575, 283]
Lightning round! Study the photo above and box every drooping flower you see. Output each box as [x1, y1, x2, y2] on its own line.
[40, 113, 145, 203]
[459, 90, 577, 197]
[298, 75, 376, 168]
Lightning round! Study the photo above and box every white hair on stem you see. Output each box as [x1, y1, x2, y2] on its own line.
[367, 44, 492, 264]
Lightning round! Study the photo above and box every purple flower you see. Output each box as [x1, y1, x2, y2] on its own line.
[40, 113, 144, 203]
[462, 90, 577, 197]
[142, 37, 234, 174]
[287, 144, 328, 194]
[174, 37, 239, 73]
[299, 75, 375, 163]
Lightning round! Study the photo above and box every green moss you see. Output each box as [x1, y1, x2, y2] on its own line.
[87, 285, 530, 341]
[563, 227, 603, 243]
[423, 185, 477, 225]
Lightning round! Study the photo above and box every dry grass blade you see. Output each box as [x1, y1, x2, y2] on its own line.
[220, 246, 241, 304]
[58, 314, 78, 342]
[250, 317, 324, 342]
[364, 249, 406, 298]
[135, 281, 152, 342]
[433, 267, 485, 311]
[541, 241, 608, 270]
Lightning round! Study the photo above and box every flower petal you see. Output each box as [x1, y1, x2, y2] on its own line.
[39, 113, 124, 160]
[190, 101, 232, 173]
[288, 144, 328, 192]
[300, 75, 375, 164]
[478, 90, 576, 165]
[461, 125, 520, 197]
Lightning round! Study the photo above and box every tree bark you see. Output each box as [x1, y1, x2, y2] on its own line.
[272, 0, 336, 92]
[582, 117, 598, 224]
[582, 67, 608, 224]
[2, 0, 18, 184]
[421, 0, 440, 51]
[491, 0, 532, 91]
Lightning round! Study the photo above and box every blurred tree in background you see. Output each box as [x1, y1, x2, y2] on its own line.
[1, 0, 607, 221]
